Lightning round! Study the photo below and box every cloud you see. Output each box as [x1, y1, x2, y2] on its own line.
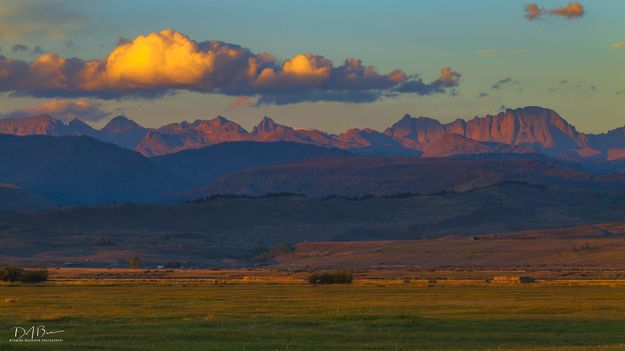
[11, 44, 28, 52]
[0, 29, 461, 105]
[391, 67, 461, 95]
[549, 2, 584, 18]
[478, 50, 498, 57]
[0, 0, 86, 40]
[226, 96, 254, 110]
[478, 49, 530, 57]
[611, 42, 625, 48]
[10, 43, 44, 55]
[525, 4, 544, 20]
[525, 2, 584, 20]
[31, 45, 43, 55]
[0, 99, 111, 122]
[491, 78, 518, 90]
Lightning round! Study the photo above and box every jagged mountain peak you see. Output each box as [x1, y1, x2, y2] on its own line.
[1, 106, 623, 161]
[102, 116, 144, 134]
[253, 116, 292, 134]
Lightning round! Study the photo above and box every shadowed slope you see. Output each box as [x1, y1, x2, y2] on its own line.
[153, 141, 351, 189]
[0, 184, 55, 211]
[0, 135, 180, 204]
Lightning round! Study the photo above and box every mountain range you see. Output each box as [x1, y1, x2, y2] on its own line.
[1, 106, 624, 160]
[1, 105, 625, 206]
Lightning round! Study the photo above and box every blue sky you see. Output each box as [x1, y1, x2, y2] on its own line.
[0, 0, 624, 133]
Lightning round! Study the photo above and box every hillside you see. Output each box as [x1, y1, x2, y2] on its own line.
[1, 182, 624, 267]
[152, 141, 351, 189]
[183, 156, 625, 199]
[0, 135, 180, 204]
[274, 222, 625, 269]
[0, 184, 55, 211]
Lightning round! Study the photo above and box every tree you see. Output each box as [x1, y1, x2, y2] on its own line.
[128, 256, 141, 268]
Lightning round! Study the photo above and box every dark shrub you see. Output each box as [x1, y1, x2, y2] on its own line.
[0, 266, 23, 282]
[96, 237, 114, 245]
[0, 267, 48, 283]
[20, 270, 48, 283]
[308, 270, 353, 285]
[164, 260, 183, 268]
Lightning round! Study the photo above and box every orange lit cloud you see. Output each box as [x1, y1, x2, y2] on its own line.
[525, 2, 584, 20]
[610, 42, 625, 48]
[0, 29, 461, 104]
[389, 67, 461, 96]
[227, 96, 254, 110]
[549, 2, 584, 18]
[525, 4, 544, 20]
[0, 99, 111, 121]
[105, 29, 214, 87]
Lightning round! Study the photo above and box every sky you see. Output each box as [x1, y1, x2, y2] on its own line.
[0, 0, 623, 133]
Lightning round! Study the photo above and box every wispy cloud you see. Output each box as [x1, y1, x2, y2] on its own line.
[491, 78, 518, 90]
[11, 43, 28, 52]
[0, 99, 111, 122]
[0, 29, 462, 105]
[11, 43, 44, 55]
[0, 0, 87, 39]
[477, 48, 530, 57]
[478, 50, 498, 57]
[227, 96, 255, 110]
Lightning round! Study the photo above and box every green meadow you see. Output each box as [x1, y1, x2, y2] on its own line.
[2, 283, 625, 350]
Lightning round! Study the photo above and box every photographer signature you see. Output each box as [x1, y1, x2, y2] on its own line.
[10, 325, 64, 341]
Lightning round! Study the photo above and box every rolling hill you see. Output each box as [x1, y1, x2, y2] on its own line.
[1, 181, 624, 267]
[182, 156, 625, 199]
[152, 141, 351, 189]
[0, 184, 55, 211]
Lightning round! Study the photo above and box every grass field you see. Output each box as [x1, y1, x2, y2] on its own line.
[3, 271, 625, 350]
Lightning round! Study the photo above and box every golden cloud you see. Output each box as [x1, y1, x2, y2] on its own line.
[0, 29, 461, 104]
[105, 29, 215, 87]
